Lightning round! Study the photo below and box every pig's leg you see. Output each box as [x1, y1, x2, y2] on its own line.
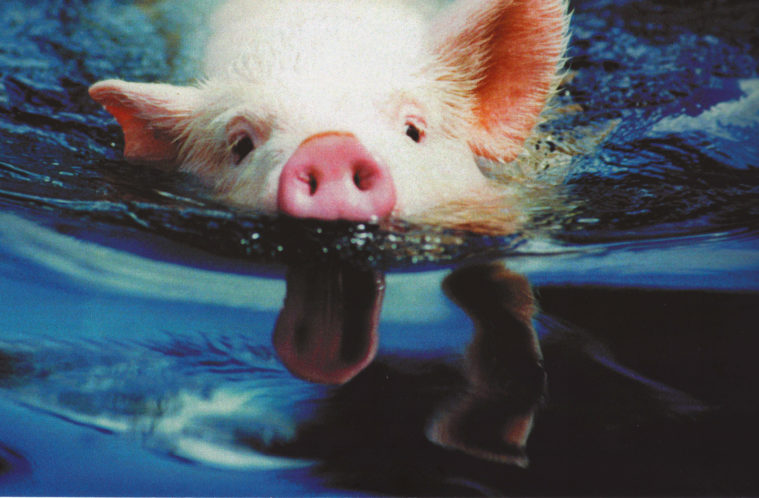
[427, 263, 545, 467]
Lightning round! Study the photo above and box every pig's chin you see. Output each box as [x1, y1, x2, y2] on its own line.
[273, 265, 384, 384]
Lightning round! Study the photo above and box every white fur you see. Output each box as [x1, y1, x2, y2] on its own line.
[91, 0, 569, 221]
[180, 0, 490, 215]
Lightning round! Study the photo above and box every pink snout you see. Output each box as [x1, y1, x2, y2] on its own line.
[277, 133, 396, 221]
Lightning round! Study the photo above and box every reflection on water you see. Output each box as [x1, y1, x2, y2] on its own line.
[274, 265, 384, 384]
[0, 217, 553, 492]
[0, 214, 758, 495]
[428, 264, 545, 468]
[275, 261, 547, 467]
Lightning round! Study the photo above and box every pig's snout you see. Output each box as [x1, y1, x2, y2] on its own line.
[277, 133, 396, 221]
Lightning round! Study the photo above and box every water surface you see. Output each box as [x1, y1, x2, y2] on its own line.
[1, 0, 758, 495]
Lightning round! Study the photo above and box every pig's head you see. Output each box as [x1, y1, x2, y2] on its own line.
[89, 0, 568, 224]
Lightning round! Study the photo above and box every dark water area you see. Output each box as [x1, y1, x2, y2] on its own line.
[0, 0, 758, 495]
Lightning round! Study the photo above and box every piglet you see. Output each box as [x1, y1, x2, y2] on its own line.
[89, 0, 568, 224]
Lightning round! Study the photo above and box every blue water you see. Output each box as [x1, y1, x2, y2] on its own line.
[1, 0, 758, 495]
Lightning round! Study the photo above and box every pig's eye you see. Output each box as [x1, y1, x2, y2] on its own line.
[231, 134, 255, 165]
[405, 123, 423, 143]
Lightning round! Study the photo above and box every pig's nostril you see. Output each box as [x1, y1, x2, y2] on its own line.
[353, 170, 364, 190]
[353, 164, 376, 191]
[308, 173, 318, 195]
[297, 171, 320, 195]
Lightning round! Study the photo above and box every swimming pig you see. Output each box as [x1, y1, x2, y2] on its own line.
[90, 0, 568, 224]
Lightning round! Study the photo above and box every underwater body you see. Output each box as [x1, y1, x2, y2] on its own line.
[1, 0, 758, 495]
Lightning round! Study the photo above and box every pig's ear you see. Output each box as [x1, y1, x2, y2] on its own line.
[89, 79, 201, 167]
[430, 0, 568, 162]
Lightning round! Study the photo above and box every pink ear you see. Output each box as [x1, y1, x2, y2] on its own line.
[431, 0, 569, 162]
[89, 80, 200, 166]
